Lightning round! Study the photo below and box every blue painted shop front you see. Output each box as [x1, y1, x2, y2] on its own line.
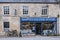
[20, 17, 57, 35]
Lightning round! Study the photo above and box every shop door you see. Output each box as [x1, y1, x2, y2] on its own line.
[36, 23, 41, 35]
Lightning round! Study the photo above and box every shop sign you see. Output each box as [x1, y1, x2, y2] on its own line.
[21, 17, 57, 22]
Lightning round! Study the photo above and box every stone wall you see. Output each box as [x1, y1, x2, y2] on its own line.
[0, 3, 59, 35]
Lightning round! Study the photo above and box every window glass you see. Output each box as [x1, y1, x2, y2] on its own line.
[42, 6, 48, 15]
[4, 22, 9, 32]
[21, 22, 35, 34]
[23, 6, 28, 14]
[4, 6, 9, 14]
[4, 22, 9, 28]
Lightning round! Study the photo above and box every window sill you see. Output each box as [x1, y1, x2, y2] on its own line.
[41, 15, 48, 17]
[3, 14, 10, 17]
[21, 14, 30, 17]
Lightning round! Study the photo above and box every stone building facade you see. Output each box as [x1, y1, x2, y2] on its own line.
[0, 0, 60, 36]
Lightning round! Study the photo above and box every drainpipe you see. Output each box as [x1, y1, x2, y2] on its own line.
[57, 14, 60, 35]
[56, 0, 60, 4]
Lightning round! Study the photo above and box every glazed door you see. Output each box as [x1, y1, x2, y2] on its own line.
[36, 23, 41, 35]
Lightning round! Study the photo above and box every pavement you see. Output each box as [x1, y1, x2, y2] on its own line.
[0, 36, 60, 40]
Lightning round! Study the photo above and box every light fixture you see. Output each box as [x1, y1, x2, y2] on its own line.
[57, 14, 59, 18]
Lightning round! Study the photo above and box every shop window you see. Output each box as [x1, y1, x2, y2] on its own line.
[4, 22, 9, 32]
[42, 22, 54, 30]
[42, 22, 54, 35]
[21, 22, 35, 34]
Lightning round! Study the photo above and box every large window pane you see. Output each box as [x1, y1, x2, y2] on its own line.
[21, 22, 35, 34]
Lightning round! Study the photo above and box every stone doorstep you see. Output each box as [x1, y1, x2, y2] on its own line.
[22, 34, 36, 37]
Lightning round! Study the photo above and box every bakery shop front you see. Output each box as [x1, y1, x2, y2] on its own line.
[20, 17, 57, 35]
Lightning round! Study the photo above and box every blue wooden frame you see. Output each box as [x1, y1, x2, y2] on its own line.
[20, 17, 57, 34]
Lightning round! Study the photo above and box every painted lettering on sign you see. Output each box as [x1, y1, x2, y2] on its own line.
[21, 17, 57, 22]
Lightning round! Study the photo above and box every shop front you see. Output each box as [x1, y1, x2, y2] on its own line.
[20, 17, 57, 35]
